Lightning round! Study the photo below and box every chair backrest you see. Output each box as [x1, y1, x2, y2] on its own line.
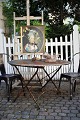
[0, 64, 6, 75]
[68, 52, 80, 73]
[0, 53, 18, 75]
[0, 54, 6, 75]
[78, 60, 80, 73]
[73, 52, 80, 73]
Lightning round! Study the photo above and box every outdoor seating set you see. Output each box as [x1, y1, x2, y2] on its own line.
[0, 52, 80, 109]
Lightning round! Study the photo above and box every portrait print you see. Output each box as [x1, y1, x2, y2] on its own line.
[21, 26, 45, 53]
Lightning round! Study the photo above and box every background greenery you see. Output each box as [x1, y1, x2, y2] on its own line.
[2, 0, 80, 38]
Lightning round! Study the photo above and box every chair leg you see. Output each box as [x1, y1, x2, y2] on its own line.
[0, 80, 1, 86]
[4, 80, 8, 89]
[73, 80, 76, 92]
[57, 75, 62, 94]
[7, 83, 10, 101]
[10, 81, 12, 92]
[70, 79, 73, 100]
[6, 79, 12, 101]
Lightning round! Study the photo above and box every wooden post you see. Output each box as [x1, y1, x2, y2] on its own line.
[26, 0, 30, 25]
[42, 11, 44, 25]
[13, 12, 16, 36]
[13, 12, 18, 59]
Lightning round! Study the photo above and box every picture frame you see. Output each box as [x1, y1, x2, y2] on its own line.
[21, 25, 45, 53]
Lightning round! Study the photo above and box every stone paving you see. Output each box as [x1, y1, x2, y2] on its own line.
[0, 81, 80, 120]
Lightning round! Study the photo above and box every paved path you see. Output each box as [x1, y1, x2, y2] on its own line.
[0, 81, 80, 120]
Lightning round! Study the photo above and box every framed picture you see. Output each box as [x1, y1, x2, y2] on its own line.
[21, 25, 45, 53]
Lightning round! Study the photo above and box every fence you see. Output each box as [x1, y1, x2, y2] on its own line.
[1, 25, 80, 81]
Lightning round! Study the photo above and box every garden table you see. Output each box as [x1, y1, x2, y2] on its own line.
[8, 59, 70, 109]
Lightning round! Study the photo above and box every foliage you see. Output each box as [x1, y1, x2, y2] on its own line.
[45, 24, 73, 38]
[2, 0, 80, 37]
[73, 20, 80, 32]
[30, 20, 41, 25]
[40, 0, 80, 24]
[38, 0, 80, 37]
[2, 0, 26, 36]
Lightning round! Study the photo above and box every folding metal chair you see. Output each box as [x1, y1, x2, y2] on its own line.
[0, 53, 25, 101]
[58, 52, 80, 100]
